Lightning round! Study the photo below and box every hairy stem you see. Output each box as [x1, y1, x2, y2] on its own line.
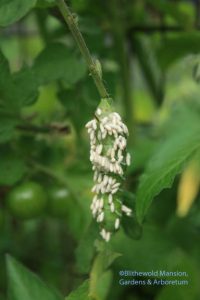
[56, 0, 109, 99]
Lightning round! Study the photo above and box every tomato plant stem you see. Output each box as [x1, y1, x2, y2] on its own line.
[56, 0, 109, 100]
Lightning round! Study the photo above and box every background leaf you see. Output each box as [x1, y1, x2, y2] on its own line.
[147, 0, 195, 28]
[7, 256, 64, 300]
[75, 221, 99, 274]
[89, 250, 121, 300]
[133, 35, 163, 104]
[136, 106, 200, 223]
[0, 147, 26, 186]
[155, 254, 200, 300]
[0, 0, 37, 26]
[0, 50, 10, 80]
[32, 43, 87, 86]
[0, 51, 38, 111]
[12, 68, 39, 106]
[156, 33, 200, 70]
[94, 270, 112, 300]
[36, 0, 56, 8]
[65, 280, 91, 300]
[0, 117, 18, 143]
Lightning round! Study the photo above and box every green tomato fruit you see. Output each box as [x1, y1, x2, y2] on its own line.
[7, 182, 47, 220]
[48, 187, 71, 218]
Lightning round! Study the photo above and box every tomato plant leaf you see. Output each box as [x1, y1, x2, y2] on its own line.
[122, 214, 143, 240]
[0, 0, 37, 27]
[0, 50, 10, 79]
[0, 117, 18, 143]
[58, 79, 98, 131]
[155, 254, 200, 300]
[32, 43, 87, 86]
[136, 107, 200, 223]
[75, 221, 99, 274]
[89, 250, 121, 300]
[94, 270, 112, 300]
[0, 148, 26, 186]
[7, 256, 64, 300]
[0, 51, 38, 110]
[0, 50, 16, 110]
[147, 0, 194, 28]
[65, 280, 91, 300]
[156, 33, 200, 70]
[133, 36, 163, 104]
[12, 68, 39, 106]
[36, 0, 56, 8]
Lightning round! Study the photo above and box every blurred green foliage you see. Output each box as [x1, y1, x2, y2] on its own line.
[1, 0, 200, 300]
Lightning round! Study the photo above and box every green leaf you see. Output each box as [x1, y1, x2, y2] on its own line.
[157, 33, 200, 70]
[89, 250, 121, 300]
[75, 221, 99, 274]
[58, 76, 99, 131]
[36, 0, 56, 8]
[147, 0, 194, 28]
[94, 270, 112, 300]
[0, 0, 37, 27]
[0, 50, 10, 80]
[0, 148, 26, 185]
[0, 116, 18, 143]
[0, 51, 38, 110]
[7, 255, 64, 300]
[0, 51, 13, 109]
[119, 191, 143, 240]
[134, 36, 163, 104]
[71, 0, 90, 12]
[32, 43, 87, 86]
[136, 107, 200, 223]
[128, 137, 158, 172]
[111, 224, 175, 271]
[12, 68, 39, 106]
[65, 280, 91, 300]
[155, 254, 200, 300]
[122, 214, 143, 240]
[111, 223, 200, 297]
[58, 80, 98, 131]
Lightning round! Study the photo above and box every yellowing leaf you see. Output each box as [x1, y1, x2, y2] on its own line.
[177, 161, 200, 217]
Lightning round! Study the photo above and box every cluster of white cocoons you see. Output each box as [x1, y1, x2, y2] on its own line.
[86, 107, 132, 242]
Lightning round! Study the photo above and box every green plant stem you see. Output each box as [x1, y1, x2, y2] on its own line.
[109, 0, 134, 142]
[56, 0, 109, 99]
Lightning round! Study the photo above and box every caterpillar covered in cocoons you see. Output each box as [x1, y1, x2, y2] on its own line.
[85, 99, 132, 242]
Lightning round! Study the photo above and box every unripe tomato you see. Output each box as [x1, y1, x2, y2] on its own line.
[48, 187, 71, 218]
[7, 182, 47, 220]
